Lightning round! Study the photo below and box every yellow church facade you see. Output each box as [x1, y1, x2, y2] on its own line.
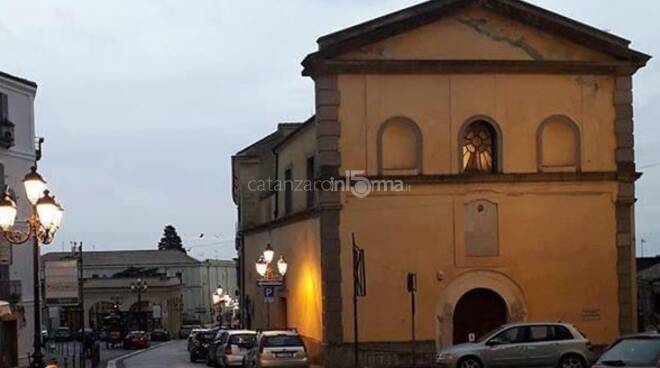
[233, 1, 649, 366]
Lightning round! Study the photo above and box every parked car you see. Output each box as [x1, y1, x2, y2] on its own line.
[214, 330, 256, 367]
[53, 327, 73, 342]
[76, 328, 97, 342]
[207, 329, 228, 367]
[593, 332, 660, 368]
[123, 331, 150, 350]
[180, 324, 201, 339]
[188, 328, 207, 351]
[435, 322, 593, 368]
[151, 329, 171, 342]
[190, 329, 218, 363]
[245, 330, 308, 368]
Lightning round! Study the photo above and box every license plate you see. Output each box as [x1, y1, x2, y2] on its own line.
[274, 352, 293, 358]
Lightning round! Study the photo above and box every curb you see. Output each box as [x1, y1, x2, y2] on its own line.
[106, 340, 177, 368]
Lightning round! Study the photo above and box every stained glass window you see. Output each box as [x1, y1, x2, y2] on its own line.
[462, 121, 496, 173]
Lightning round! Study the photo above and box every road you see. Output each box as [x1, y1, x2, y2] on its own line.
[122, 340, 195, 368]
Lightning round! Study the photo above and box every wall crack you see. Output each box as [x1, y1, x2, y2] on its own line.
[456, 17, 544, 60]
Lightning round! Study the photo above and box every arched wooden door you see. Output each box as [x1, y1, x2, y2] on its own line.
[453, 288, 507, 344]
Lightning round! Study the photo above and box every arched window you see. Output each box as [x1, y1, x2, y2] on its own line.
[377, 117, 422, 175]
[537, 115, 581, 172]
[461, 119, 499, 173]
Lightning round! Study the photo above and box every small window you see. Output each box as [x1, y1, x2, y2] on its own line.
[552, 326, 574, 341]
[0, 93, 14, 149]
[306, 157, 315, 208]
[490, 327, 525, 345]
[462, 120, 497, 173]
[0, 93, 7, 121]
[284, 168, 293, 215]
[527, 326, 552, 342]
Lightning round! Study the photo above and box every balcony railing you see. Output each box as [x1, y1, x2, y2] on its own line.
[0, 279, 21, 304]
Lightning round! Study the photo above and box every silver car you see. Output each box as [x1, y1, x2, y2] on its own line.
[245, 330, 309, 368]
[215, 330, 257, 367]
[593, 332, 660, 368]
[436, 322, 593, 368]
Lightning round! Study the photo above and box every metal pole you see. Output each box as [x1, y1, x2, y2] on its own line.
[78, 243, 85, 368]
[31, 216, 43, 368]
[352, 235, 359, 368]
[411, 288, 416, 368]
[137, 287, 142, 331]
[266, 301, 270, 329]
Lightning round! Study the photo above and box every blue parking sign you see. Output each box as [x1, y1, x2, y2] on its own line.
[264, 285, 275, 303]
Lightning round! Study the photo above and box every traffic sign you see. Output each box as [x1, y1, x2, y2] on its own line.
[264, 285, 275, 304]
[257, 280, 283, 287]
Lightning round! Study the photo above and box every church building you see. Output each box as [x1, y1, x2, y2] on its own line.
[233, 0, 650, 366]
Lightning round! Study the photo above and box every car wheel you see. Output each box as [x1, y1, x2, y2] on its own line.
[559, 355, 585, 368]
[458, 357, 483, 368]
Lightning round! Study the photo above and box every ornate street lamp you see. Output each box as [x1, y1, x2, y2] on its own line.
[130, 278, 148, 331]
[254, 244, 288, 281]
[255, 256, 268, 277]
[0, 166, 63, 368]
[277, 256, 288, 277]
[263, 243, 274, 264]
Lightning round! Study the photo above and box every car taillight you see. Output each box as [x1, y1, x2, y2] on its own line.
[586, 341, 594, 351]
[225, 344, 232, 355]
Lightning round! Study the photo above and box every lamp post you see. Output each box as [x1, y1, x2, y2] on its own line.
[130, 279, 148, 331]
[254, 244, 287, 328]
[0, 166, 64, 368]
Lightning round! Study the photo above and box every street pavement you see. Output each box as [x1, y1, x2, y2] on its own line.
[121, 340, 194, 368]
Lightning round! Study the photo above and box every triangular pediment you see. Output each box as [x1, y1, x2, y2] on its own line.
[302, 0, 649, 74]
[337, 7, 615, 62]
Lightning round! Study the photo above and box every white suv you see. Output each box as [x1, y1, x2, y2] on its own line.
[436, 322, 593, 368]
[244, 330, 309, 368]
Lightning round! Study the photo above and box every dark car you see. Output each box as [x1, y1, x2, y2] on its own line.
[123, 331, 150, 350]
[190, 330, 217, 363]
[53, 327, 73, 342]
[151, 329, 171, 342]
[593, 333, 660, 368]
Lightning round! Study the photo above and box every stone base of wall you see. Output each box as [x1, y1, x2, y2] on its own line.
[321, 341, 436, 368]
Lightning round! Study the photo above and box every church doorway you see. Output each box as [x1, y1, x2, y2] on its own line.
[453, 288, 507, 344]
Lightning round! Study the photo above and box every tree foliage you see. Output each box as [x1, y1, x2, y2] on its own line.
[158, 225, 185, 252]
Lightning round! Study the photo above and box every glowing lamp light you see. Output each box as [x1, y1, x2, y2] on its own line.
[263, 243, 274, 264]
[277, 256, 288, 276]
[256, 256, 268, 277]
[0, 192, 17, 231]
[36, 190, 58, 231]
[212, 294, 221, 305]
[22, 166, 47, 205]
[216, 285, 224, 296]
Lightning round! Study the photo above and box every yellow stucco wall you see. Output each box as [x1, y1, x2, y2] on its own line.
[339, 7, 613, 62]
[332, 7, 622, 347]
[276, 125, 316, 216]
[243, 217, 323, 343]
[339, 182, 619, 346]
[338, 73, 615, 176]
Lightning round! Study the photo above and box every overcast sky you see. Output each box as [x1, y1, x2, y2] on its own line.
[0, 0, 658, 260]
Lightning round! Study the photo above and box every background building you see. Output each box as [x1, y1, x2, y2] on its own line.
[0, 70, 39, 368]
[234, 0, 650, 366]
[41, 249, 237, 334]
